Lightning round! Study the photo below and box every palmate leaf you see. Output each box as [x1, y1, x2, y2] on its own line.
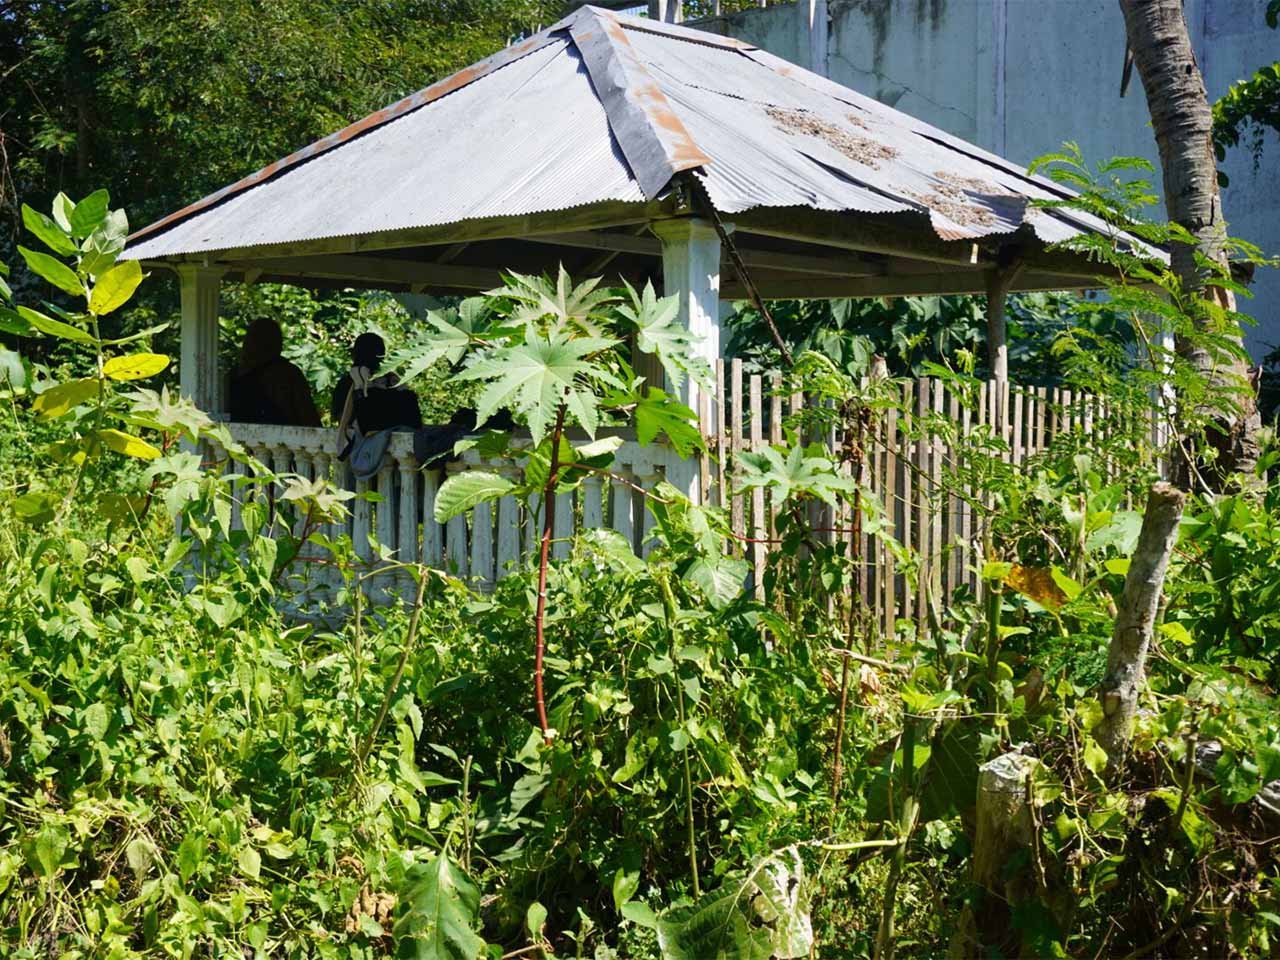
[490, 266, 619, 334]
[619, 279, 712, 391]
[736, 443, 856, 507]
[393, 853, 486, 960]
[388, 300, 487, 385]
[455, 328, 618, 444]
[634, 389, 702, 457]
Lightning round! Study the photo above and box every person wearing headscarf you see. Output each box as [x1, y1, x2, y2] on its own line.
[332, 332, 422, 458]
[227, 318, 321, 426]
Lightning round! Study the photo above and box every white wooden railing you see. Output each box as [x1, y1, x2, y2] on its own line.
[206, 423, 687, 598]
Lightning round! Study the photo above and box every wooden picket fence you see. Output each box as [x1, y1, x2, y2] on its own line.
[211, 363, 1154, 627]
[700, 359, 1157, 641]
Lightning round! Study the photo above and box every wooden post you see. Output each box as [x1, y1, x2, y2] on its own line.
[648, 0, 681, 23]
[177, 265, 225, 416]
[653, 217, 722, 502]
[984, 256, 1022, 385]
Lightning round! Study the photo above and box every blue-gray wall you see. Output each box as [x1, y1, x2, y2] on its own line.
[696, 0, 1279, 360]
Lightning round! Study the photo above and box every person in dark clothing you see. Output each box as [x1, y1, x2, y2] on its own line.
[333, 332, 422, 458]
[227, 318, 321, 426]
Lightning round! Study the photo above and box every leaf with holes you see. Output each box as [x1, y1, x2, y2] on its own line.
[89, 260, 144, 315]
[103, 353, 169, 381]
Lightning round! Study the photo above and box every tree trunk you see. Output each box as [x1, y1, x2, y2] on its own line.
[1095, 482, 1185, 763]
[1118, 0, 1260, 485]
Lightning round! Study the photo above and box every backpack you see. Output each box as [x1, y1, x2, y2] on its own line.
[346, 428, 393, 482]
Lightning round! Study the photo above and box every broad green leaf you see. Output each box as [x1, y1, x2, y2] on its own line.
[684, 555, 749, 610]
[98, 429, 162, 460]
[0, 307, 32, 337]
[1082, 737, 1108, 777]
[52, 193, 75, 232]
[237, 846, 261, 879]
[613, 868, 640, 911]
[103, 353, 169, 381]
[19, 306, 94, 343]
[22, 204, 77, 256]
[125, 837, 154, 882]
[1049, 567, 1083, 602]
[33, 378, 100, 417]
[393, 853, 485, 960]
[1004, 564, 1069, 612]
[525, 901, 547, 940]
[29, 823, 69, 879]
[81, 702, 110, 739]
[622, 902, 659, 928]
[656, 848, 811, 960]
[14, 491, 56, 524]
[981, 561, 1013, 581]
[612, 733, 657, 784]
[434, 471, 514, 522]
[89, 260, 144, 315]
[69, 189, 110, 237]
[17, 246, 83, 296]
[634, 389, 701, 457]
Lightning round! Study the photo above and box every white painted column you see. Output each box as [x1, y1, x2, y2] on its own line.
[652, 217, 723, 503]
[178, 265, 225, 416]
[648, 0, 681, 23]
[798, 0, 829, 77]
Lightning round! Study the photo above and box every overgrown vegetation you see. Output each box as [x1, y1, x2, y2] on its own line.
[2, 148, 1278, 958]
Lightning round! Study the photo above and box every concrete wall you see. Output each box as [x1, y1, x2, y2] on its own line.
[695, 0, 1280, 360]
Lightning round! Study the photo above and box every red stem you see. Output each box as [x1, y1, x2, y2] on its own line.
[533, 405, 567, 745]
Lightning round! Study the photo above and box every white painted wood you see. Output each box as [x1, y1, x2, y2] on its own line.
[610, 472, 634, 550]
[470, 498, 494, 586]
[395, 454, 419, 599]
[375, 461, 397, 560]
[798, 0, 829, 77]
[651, 218, 722, 416]
[177, 266, 225, 416]
[496, 493, 521, 578]
[552, 490, 573, 560]
[353, 478, 372, 563]
[421, 469, 443, 567]
[582, 476, 604, 531]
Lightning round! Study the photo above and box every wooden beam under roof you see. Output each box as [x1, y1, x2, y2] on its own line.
[722, 270, 1099, 301]
[525, 230, 886, 277]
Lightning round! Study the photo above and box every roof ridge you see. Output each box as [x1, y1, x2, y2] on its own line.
[128, 19, 575, 247]
[569, 6, 709, 200]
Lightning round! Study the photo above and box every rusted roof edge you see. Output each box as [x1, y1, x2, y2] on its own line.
[570, 7, 711, 201]
[127, 23, 573, 249]
[609, 9, 758, 52]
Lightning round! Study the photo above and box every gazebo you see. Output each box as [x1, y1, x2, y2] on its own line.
[124, 5, 1138, 590]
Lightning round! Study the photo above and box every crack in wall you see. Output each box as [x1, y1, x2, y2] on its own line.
[827, 49, 975, 125]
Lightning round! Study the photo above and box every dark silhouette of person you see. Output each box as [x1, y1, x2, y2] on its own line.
[227, 318, 320, 426]
[332, 332, 422, 457]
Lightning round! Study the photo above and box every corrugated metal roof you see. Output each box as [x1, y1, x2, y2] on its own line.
[127, 5, 1144, 262]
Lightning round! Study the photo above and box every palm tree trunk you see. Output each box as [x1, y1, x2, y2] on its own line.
[1118, 0, 1260, 485]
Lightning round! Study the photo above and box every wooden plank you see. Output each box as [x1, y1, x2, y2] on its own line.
[899, 380, 914, 630]
[769, 372, 783, 545]
[1013, 385, 1025, 464]
[582, 476, 604, 530]
[421, 470, 443, 567]
[496, 493, 520, 578]
[730, 359, 745, 554]
[959, 388, 973, 594]
[916, 378, 931, 629]
[553, 491, 573, 561]
[882, 399, 898, 642]
[750, 374, 766, 601]
[698, 388, 713, 506]
[447, 510, 469, 578]
[716, 359, 728, 512]
[353, 477, 373, 564]
[610, 478, 634, 549]
[946, 385, 961, 599]
[471, 499, 495, 585]
[930, 379, 944, 611]
[1035, 385, 1048, 452]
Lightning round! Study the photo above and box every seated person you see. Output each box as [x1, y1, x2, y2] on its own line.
[333, 332, 422, 458]
[227, 318, 321, 426]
